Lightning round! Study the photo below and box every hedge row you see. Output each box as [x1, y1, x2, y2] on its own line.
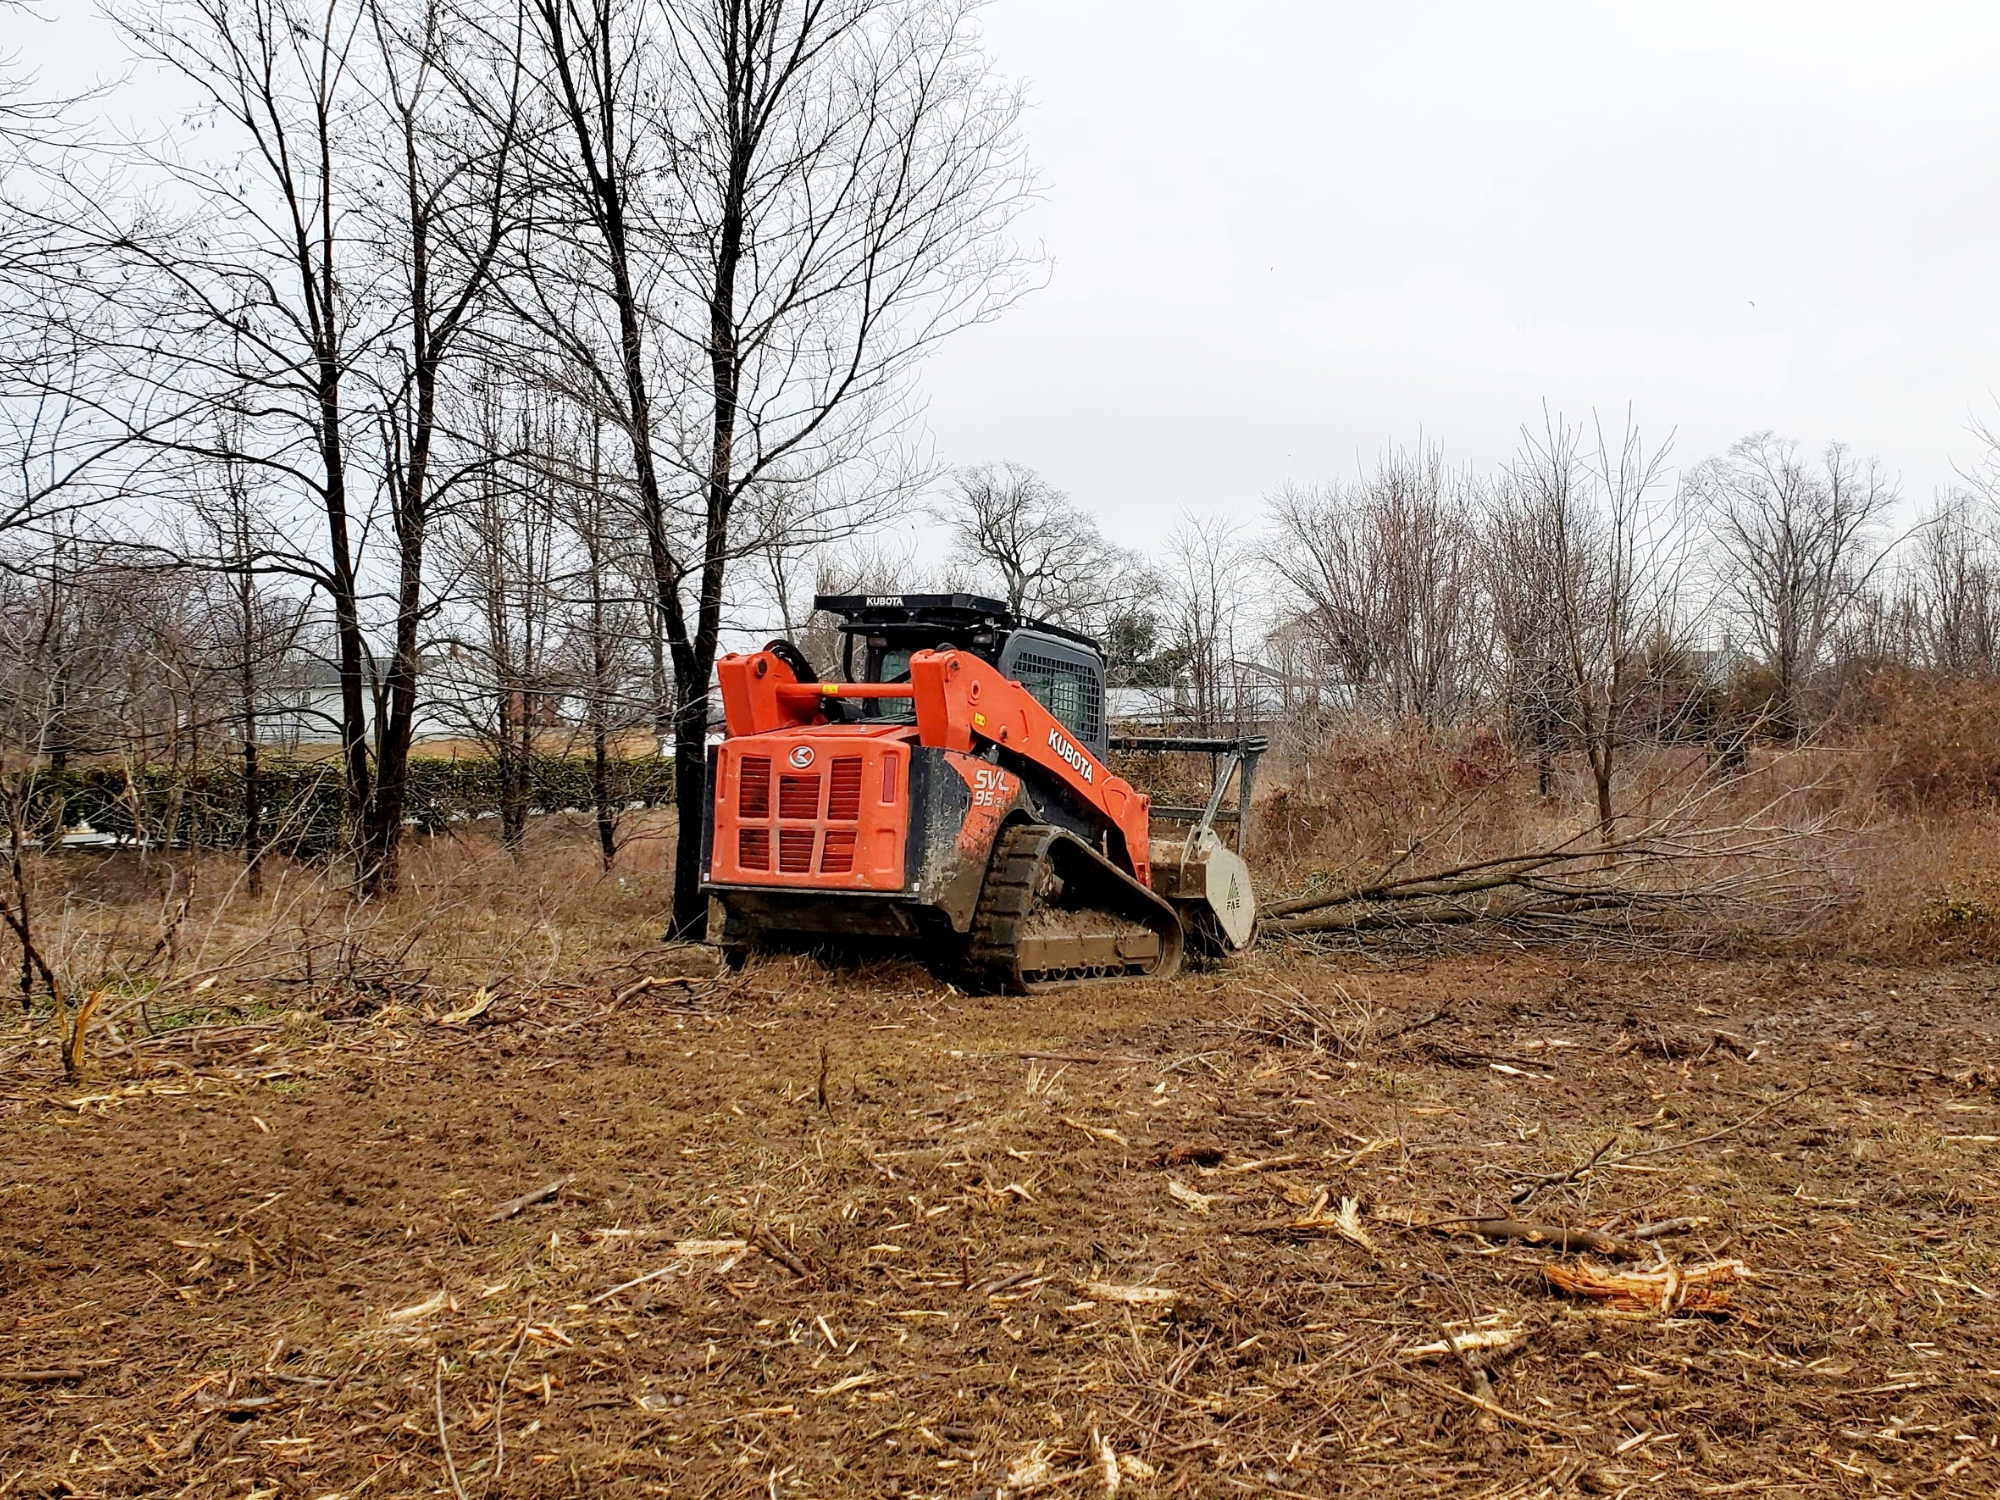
[8, 754, 675, 857]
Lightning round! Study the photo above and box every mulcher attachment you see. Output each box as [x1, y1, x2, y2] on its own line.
[963, 823, 1186, 994]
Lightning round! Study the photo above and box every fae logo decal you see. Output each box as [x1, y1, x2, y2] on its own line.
[1046, 727, 1095, 784]
[787, 744, 815, 770]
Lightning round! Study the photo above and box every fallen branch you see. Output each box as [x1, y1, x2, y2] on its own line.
[1262, 785, 1841, 950]
[1511, 1136, 1621, 1206]
[1631, 1216, 1711, 1241]
[1375, 1005, 1453, 1045]
[485, 1175, 574, 1222]
[436, 1357, 468, 1500]
[614, 974, 706, 1005]
[1513, 1079, 1820, 1207]
[1017, 1051, 1155, 1066]
[1429, 1218, 1637, 1259]
[1388, 1366, 1590, 1438]
[1609, 1078, 1823, 1166]
[755, 1226, 810, 1279]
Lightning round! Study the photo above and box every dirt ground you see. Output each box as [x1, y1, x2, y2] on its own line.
[5, 947, 2000, 1499]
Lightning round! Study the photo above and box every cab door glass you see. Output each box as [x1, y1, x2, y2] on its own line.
[1009, 649, 1103, 749]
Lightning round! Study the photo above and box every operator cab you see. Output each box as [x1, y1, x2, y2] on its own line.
[813, 592, 1109, 759]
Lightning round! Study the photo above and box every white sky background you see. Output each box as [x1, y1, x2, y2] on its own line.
[920, 0, 2000, 540]
[18, 0, 2000, 550]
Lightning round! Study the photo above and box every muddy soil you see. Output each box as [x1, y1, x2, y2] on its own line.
[4, 950, 2000, 1497]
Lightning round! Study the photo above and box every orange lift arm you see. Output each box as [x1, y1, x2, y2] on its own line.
[907, 649, 1152, 884]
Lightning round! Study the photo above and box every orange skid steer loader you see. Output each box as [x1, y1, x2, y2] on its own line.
[701, 594, 1257, 992]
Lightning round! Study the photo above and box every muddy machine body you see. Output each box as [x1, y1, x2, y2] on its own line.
[701, 594, 1257, 991]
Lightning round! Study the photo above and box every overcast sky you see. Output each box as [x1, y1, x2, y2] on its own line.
[918, 1, 2000, 537]
[21, 2, 2000, 544]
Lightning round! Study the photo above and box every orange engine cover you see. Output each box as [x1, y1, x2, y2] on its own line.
[708, 727, 911, 890]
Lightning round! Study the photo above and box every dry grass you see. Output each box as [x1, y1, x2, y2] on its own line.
[5, 812, 684, 1071]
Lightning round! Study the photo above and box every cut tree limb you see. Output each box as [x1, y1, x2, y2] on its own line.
[485, 1175, 574, 1222]
[755, 1226, 810, 1278]
[1435, 1219, 1638, 1259]
[1388, 1366, 1591, 1438]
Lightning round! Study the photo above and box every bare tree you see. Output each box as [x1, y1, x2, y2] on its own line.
[1907, 488, 2000, 675]
[1494, 410, 1683, 836]
[434, 392, 561, 850]
[1161, 510, 1256, 734]
[1691, 432, 1895, 732]
[554, 413, 649, 868]
[1, 23, 134, 558]
[1482, 462, 1568, 794]
[741, 462, 916, 652]
[352, 0, 525, 888]
[1266, 444, 1482, 727]
[509, 0, 1037, 934]
[938, 462, 1144, 626]
[183, 446, 311, 890]
[90, 0, 522, 892]
[786, 535, 926, 676]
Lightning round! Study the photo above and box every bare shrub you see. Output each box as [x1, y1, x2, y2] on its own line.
[1845, 670, 2000, 813]
[1254, 717, 1535, 893]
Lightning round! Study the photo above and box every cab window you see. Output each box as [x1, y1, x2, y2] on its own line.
[1012, 649, 1103, 747]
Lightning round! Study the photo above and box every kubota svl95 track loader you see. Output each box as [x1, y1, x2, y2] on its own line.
[701, 594, 1255, 992]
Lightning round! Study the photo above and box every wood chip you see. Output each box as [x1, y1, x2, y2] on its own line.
[1082, 1282, 1176, 1305]
[387, 1289, 451, 1322]
[1058, 1116, 1130, 1147]
[811, 1372, 882, 1397]
[1543, 1258, 1750, 1314]
[1402, 1326, 1528, 1360]
[1226, 1152, 1309, 1172]
[439, 988, 495, 1025]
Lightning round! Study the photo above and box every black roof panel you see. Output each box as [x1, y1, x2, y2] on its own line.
[813, 593, 1100, 653]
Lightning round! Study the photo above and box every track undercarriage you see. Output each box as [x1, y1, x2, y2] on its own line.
[963, 824, 1185, 993]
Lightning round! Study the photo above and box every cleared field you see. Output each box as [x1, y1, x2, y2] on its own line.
[4, 949, 1998, 1498]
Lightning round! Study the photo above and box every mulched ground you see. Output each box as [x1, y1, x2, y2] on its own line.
[4, 948, 2000, 1498]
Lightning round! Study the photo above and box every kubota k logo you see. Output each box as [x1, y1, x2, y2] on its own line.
[788, 745, 815, 769]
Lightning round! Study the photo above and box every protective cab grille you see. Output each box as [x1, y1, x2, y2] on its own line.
[1012, 649, 1104, 745]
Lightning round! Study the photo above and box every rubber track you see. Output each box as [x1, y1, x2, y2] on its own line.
[964, 823, 1182, 994]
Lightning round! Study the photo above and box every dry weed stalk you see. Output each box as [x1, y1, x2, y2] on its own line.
[1224, 982, 1373, 1056]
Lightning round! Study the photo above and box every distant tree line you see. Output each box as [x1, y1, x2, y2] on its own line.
[930, 416, 2000, 841]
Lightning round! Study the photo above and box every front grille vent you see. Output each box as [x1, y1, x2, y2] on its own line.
[719, 744, 899, 885]
[828, 757, 863, 820]
[778, 772, 821, 820]
[739, 757, 771, 817]
[820, 828, 857, 873]
[778, 827, 816, 873]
